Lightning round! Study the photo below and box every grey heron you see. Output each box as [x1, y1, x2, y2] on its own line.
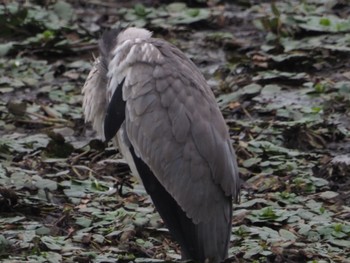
[82, 27, 240, 263]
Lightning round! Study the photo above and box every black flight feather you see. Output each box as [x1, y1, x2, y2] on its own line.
[104, 78, 126, 142]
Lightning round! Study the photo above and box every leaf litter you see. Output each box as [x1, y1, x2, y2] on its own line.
[0, 0, 350, 262]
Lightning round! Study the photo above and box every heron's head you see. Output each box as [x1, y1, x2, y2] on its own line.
[82, 27, 152, 140]
[99, 27, 152, 65]
[117, 27, 152, 44]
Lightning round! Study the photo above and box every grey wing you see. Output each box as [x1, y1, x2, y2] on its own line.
[124, 40, 240, 224]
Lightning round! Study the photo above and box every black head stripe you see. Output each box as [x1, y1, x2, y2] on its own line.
[99, 28, 122, 71]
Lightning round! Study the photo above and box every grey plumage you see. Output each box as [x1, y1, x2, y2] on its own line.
[82, 27, 240, 263]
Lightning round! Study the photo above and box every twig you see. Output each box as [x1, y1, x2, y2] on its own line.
[70, 149, 90, 165]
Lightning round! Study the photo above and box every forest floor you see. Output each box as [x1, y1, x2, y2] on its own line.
[0, 0, 350, 262]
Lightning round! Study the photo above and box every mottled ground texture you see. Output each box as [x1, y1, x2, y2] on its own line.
[0, 0, 350, 262]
